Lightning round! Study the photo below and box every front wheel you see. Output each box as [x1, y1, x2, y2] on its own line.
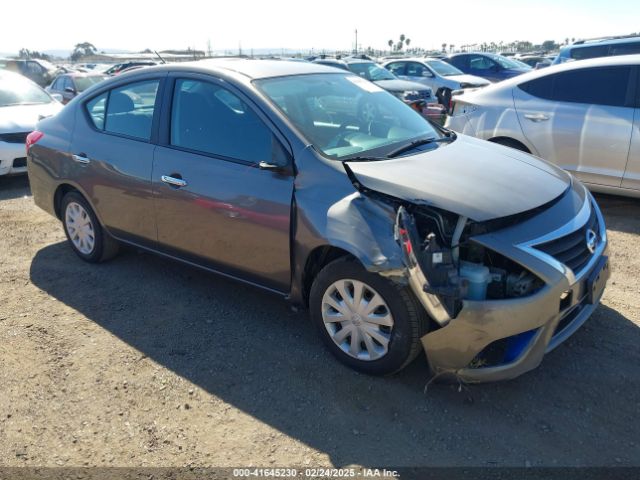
[309, 257, 429, 375]
[61, 191, 119, 263]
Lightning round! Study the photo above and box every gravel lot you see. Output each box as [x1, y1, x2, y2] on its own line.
[1, 174, 639, 469]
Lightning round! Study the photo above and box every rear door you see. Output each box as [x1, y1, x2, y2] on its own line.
[152, 74, 294, 291]
[514, 66, 635, 187]
[69, 76, 164, 245]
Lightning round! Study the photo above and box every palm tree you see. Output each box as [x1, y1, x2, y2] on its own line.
[449, 44, 455, 53]
[388, 39, 393, 51]
[442, 43, 447, 53]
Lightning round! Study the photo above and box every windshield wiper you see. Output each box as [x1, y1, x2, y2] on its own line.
[342, 155, 389, 162]
[386, 133, 456, 158]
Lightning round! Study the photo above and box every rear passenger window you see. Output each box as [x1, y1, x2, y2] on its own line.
[104, 80, 159, 140]
[570, 45, 609, 60]
[519, 67, 631, 107]
[554, 67, 631, 107]
[519, 76, 554, 100]
[86, 92, 108, 130]
[609, 42, 640, 56]
[170, 79, 275, 164]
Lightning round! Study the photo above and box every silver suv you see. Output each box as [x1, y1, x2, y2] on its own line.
[446, 54, 640, 198]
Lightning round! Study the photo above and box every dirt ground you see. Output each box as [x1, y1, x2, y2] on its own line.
[1, 174, 639, 469]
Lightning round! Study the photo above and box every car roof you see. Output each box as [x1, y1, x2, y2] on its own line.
[126, 58, 343, 80]
[460, 53, 640, 96]
[571, 35, 640, 47]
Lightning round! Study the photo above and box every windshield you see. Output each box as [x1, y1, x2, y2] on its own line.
[348, 62, 396, 81]
[425, 59, 463, 76]
[74, 75, 107, 92]
[256, 73, 439, 160]
[0, 75, 52, 107]
[487, 53, 531, 70]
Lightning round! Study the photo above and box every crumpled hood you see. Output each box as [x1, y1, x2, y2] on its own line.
[346, 134, 571, 221]
[448, 74, 491, 86]
[0, 103, 62, 133]
[375, 78, 432, 94]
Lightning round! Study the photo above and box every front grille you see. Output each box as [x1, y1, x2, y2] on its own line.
[534, 208, 598, 274]
[0, 132, 29, 144]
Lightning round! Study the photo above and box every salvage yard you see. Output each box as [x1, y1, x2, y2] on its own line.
[0, 173, 639, 468]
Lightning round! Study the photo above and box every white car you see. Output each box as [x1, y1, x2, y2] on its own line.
[0, 70, 62, 176]
[445, 54, 640, 198]
[383, 57, 490, 107]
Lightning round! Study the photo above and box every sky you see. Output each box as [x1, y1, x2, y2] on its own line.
[1, 0, 638, 55]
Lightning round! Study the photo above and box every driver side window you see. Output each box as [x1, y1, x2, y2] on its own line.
[170, 79, 284, 165]
[470, 55, 495, 71]
[406, 63, 426, 76]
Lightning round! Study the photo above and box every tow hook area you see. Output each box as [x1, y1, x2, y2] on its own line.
[394, 206, 464, 326]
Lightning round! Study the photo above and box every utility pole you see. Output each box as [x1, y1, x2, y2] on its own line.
[354, 29, 358, 55]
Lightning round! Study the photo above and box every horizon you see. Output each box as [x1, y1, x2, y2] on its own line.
[2, 0, 639, 56]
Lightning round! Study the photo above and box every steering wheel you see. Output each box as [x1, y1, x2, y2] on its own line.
[326, 123, 355, 149]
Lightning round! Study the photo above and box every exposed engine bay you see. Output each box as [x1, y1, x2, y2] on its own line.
[395, 204, 543, 323]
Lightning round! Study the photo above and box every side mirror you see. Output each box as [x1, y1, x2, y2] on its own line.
[64, 87, 76, 94]
[491, 64, 501, 72]
[422, 71, 434, 78]
[50, 93, 63, 103]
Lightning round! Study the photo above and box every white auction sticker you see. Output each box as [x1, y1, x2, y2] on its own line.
[345, 75, 385, 93]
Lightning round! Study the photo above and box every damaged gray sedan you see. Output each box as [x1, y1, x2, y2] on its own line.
[27, 59, 610, 382]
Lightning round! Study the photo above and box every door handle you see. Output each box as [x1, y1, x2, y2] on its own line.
[72, 153, 90, 164]
[161, 175, 187, 188]
[524, 113, 550, 122]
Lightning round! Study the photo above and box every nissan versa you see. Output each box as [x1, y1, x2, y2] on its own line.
[26, 60, 610, 382]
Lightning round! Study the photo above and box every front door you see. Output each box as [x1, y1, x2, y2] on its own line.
[622, 107, 640, 192]
[153, 76, 294, 291]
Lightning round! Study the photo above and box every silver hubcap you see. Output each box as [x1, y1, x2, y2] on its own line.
[65, 202, 95, 255]
[321, 279, 394, 361]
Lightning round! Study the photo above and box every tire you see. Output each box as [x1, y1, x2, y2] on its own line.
[61, 191, 119, 263]
[489, 137, 530, 153]
[309, 257, 429, 375]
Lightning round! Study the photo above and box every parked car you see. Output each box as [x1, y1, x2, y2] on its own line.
[1, 59, 59, 87]
[0, 70, 62, 176]
[443, 53, 531, 82]
[27, 60, 609, 383]
[47, 73, 108, 104]
[446, 54, 640, 198]
[104, 61, 157, 76]
[517, 55, 552, 69]
[382, 57, 490, 107]
[553, 35, 640, 64]
[312, 57, 445, 122]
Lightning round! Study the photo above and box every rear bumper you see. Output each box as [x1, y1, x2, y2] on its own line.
[422, 251, 609, 383]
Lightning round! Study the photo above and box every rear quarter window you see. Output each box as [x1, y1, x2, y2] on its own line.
[86, 92, 108, 129]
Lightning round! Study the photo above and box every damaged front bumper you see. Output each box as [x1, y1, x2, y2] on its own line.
[401, 193, 610, 383]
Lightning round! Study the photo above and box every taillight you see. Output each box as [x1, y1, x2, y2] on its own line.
[26, 131, 44, 154]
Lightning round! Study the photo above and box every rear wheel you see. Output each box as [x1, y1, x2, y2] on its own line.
[309, 257, 429, 375]
[61, 191, 119, 263]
